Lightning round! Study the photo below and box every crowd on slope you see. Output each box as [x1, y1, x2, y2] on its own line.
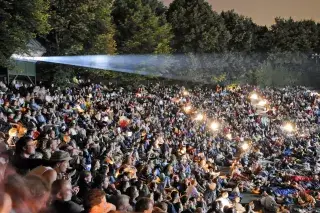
[0, 80, 319, 213]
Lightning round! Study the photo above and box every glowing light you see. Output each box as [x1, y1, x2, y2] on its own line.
[195, 113, 204, 121]
[127, 132, 133, 137]
[210, 122, 219, 131]
[184, 105, 192, 113]
[250, 93, 259, 100]
[242, 143, 249, 150]
[12, 54, 227, 82]
[226, 133, 232, 140]
[283, 123, 294, 132]
[183, 91, 189, 96]
[257, 100, 267, 106]
[179, 147, 186, 155]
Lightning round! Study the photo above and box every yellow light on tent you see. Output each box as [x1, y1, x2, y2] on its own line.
[258, 100, 267, 106]
[210, 122, 219, 131]
[226, 133, 232, 140]
[242, 143, 249, 150]
[250, 93, 259, 100]
[195, 113, 204, 121]
[184, 105, 192, 113]
[283, 123, 294, 132]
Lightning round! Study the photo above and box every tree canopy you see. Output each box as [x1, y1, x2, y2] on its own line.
[1, 0, 320, 87]
[167, 0, 230, 53]
[112, 0, 172, 54]
[0, 0, 50, 67]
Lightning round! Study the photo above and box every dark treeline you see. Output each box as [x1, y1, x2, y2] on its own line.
[1, 0, 320, 87]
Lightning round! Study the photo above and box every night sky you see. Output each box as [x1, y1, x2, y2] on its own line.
[162, 0, 320, 26]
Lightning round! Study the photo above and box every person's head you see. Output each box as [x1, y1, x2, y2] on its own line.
[93, 174, 109, 190]
[248, 201, 255, 210]
[153, 191, 163, 203]
[81, 171, 92, 184]
[171, 190, 179, 201]
[0, 193, 12, 213]
[24, 175, 51, 212]
[46, 139, 58, 151]
[50, 151, 72, 173]
[135, 198, 154, 213]
[51, 179, 73, 201]
[119, 180, 130, 194]
[115, 195, 132, 211]
[154, 202, 167, 212]
[180, 195, 189, 206]
[191, 179, 197, 186]
[122, 155, 131, 165]
[15, 137, 36, 157]
[234, 197, 241, 203]
[152, 207, 166, 213]
[139, 184, 150, 197]
[125, 186, 139, 200]
[222, 192, 229, 198]
[149, 182, 157, 192]
[262, 189, 272, 196]
[83, 189, 107, 212]
[224, 207, 236, 213]
[195, 207, 204, 213]
[189, 197, 197, 209]
[211, 201, 221, 211]
[92, 159, 101, 171]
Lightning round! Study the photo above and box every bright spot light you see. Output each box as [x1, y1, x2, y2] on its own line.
[195, 113, 204, 121]
[283, 123, 294, 132]
[210, 122, 219, 131]
[184, 105, 192, 113]
[179, 147, 186, 154]
[183, 91, 189, 96]
[250, 93, 259, 100]
[258, 100, 267, 106]
[242, 143, 249, 150]
[226, 133, 232, 140]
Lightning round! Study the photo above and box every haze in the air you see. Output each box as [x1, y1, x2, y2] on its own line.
[162, 0, 320, 26]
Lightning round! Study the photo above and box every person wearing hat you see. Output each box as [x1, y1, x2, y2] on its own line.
[27, 150, 72, 185]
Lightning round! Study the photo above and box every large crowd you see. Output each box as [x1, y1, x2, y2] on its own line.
[0, 79, 319, 213]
